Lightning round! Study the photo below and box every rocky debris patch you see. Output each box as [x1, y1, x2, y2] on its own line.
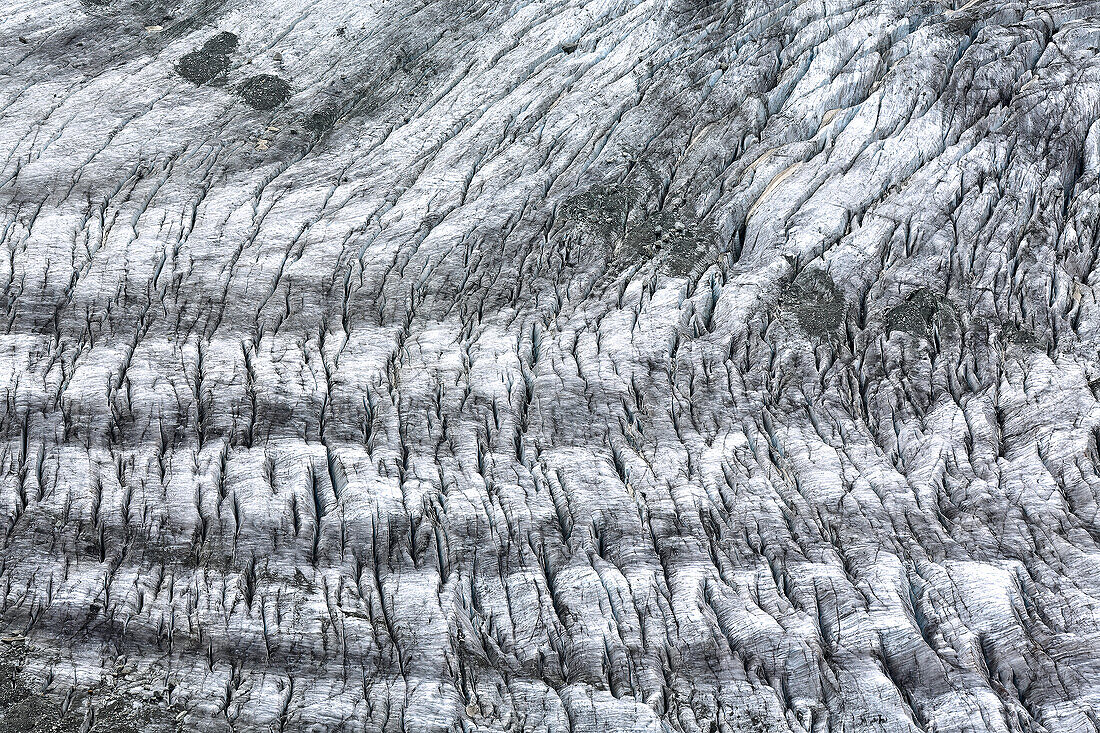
[1000, 321, 1045, 348]
[650, 210, 714, 276]
[237, 73, 291, 110]
[304, 101, 341, 134]
[176, 49, 230, 85]
[561, 183, 636, 237]
[782, 268, 845, 337]
[0, 641, 180, 733]
[562, 185, 714, 278]
[201, 31, 238, 55]
[0, 641, 70, 733]
[175, 31, 238, 85]
[884, 287, 957, 339]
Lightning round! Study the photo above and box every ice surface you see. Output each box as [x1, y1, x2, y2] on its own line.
[2, 0, 1100, 730]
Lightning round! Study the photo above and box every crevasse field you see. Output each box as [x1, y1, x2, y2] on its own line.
[2, 0, 1100, 730]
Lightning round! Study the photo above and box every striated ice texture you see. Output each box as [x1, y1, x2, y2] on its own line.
[2, 0, 1100, 730]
